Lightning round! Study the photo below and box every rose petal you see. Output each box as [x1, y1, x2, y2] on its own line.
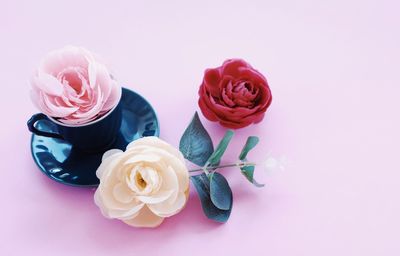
[92, 63, 112, 100]
[221, 87, 235, 107]
[102, 79, 121, 111]
[41, 94, 78, 117]
[102, 149, 123, 161]
[88, 61, 98, 89]
[222, 59, 250, 76]
[126, 166, 161, 195]
[70, 86, 103, 120]
[59, 46, 90, 69]
[148, 192, 187, 217]
[157, 165, 180, 199]
[96, 152, 124, 179]
[123, 153, 161, 165]
[136, 190, 174, 204]
[127, 137, 185, 163]
[113, 182, 135, 204]
[141, 148, 189, 192]
[39, 46, 89, 75]
[198, 96, 219, 121]
[207, 95, 260, 119]
[122, 205, 164, 228]
[94, 188, 144, 219]
[110, 202, 145, 220]
[219, 119, 249, 129]
[35, 72, 64, 96]
[203, 68, 221, 97]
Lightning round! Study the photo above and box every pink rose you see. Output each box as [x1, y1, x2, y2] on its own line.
[30, 46, 121, 125]
[198, 59, 272, 129]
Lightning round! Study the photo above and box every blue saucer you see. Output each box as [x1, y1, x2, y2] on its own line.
[30, 87, 160, 187]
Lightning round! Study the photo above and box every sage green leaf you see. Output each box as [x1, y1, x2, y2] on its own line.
[209, 172, 233, 210]
[206, 130, 234, 166]
[240, 165, 265, 187]
[239, 136, 259, 160]
[190, 173, 232, 223]
[179, 112, 214, 166]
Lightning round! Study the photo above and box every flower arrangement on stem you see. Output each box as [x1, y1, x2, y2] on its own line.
[180, 112, 264, 223]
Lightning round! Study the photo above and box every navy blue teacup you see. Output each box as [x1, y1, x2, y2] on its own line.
[27, 101, 122, 153]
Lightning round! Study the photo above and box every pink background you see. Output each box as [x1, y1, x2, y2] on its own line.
[1, 0, 399, 255]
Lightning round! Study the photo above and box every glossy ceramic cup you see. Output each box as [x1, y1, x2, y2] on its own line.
[27, 101, 122, 152]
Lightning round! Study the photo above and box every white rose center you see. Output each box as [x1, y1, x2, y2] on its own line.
[126, 165, 161, 195]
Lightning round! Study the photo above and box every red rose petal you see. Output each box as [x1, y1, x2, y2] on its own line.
[238, 68, 268, 85]
[256, 84, 272, 108]
[252, 113, 265, 124]
[222, 78, 234, 98]
[198, 97, 219, 121]
[219, 118, 252, 129]
[222, 59, 249, 77]
[219, 120, 245, 129]
[232, 96, 253, 107]
[242, 88, 258, 102]
[211, 97, 260, 119]
[203, 68, 221, 97]
[221, 88, 235, 107]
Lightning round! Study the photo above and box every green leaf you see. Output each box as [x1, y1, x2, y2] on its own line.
[206, 130, 234, 166]
[179, 112, 214, 166]
[190, 173, 232, 223]
[240, 165, 265, 187]
[239, 136, 259, 160]
[209, 172, 233, 210]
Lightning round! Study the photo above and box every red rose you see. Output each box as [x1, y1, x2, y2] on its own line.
[198, 59, 272, 129]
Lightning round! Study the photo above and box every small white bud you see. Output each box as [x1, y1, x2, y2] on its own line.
[263, 153, 288, 176]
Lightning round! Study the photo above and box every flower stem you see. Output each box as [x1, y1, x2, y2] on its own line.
[189, 162, 256, 173]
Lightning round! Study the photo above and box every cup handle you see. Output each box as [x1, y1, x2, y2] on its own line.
[27, 113, 64, 139]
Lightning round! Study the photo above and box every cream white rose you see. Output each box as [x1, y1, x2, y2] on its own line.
[94, 137, 189, 228]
